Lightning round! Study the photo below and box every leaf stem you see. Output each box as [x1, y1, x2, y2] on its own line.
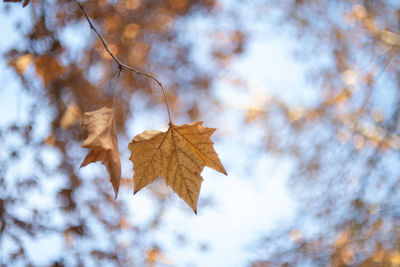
[112, 67, 122, 104]
[75, 0, 172, 123]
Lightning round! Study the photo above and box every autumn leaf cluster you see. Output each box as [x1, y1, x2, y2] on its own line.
[81, 107, 226, 213]
[5, 0, 227, 213]
[57, 1, 225, 213]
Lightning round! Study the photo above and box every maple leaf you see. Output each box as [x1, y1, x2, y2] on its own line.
[80, 107, 121, 198]
[128, 121, 227, 213]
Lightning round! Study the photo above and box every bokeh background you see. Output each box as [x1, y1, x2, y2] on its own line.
[1, 0, 400, 266]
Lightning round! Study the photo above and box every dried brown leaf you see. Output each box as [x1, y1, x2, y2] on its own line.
[80, 107, 121, 198]
[34, 56, 65, 88]
[60, 103, 81, 129]
[44, 133, 56, 146]
[128, 121, 226, 213]
[14, 54, 32, 74]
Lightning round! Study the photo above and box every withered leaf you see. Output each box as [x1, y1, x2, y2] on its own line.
[60, 103, 81, 129]
[22, 0, 30, 7]
[128, 121, 226, 213]
[10, 54, 32, 74]
[34, 56, 65, 88]
[81, 107, 121, 198]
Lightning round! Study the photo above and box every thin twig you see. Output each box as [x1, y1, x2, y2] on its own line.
[76, 0, 172, 123]
[112, 67, 122, 104]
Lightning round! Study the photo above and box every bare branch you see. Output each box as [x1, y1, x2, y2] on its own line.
[75, 0, 172, 123]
